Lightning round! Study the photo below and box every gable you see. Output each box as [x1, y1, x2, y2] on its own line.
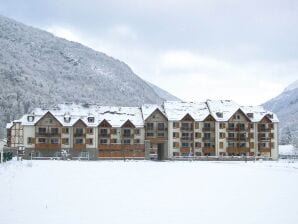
[181, 113, 195, 122]
[204, 115, 216, 122]
[98, 119, 112, 128]
[121, 120, 136, 128]
[228, 109, 250, 122]
[146, 108, 168, 122]
[35, 112, 62, 127]
[73, 119, 87, 127]
[260, 116, 272, 124]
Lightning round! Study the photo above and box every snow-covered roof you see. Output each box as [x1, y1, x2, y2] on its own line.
[164, 101, 210, 121]
[12, 104, 144, 128]
[141, 104, 165, 120]
[6, 101, 279, 128]
[241, 105, 279, 123]
[206, 100, 240, 121]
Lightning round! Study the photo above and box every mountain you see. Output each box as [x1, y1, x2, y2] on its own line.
[146, 81, 181, 101]
[263, 80, 298, 145]
[0, 15, 177, 138]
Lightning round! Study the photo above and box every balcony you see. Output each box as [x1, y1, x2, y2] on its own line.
[202, 147, 215, 154]
[258, 128, 271, 132]
[180, 147, 193, 153]
[73, 143, 86, 150]
[122, 134, 134, 138]
[181, 136, 193, 140]
[74, 133, 85, 137]
[99, 133, 110, 138]
[202, 127, 215, 132]
[202, 137, 215, 142]
[258, 147, 271, 153]
[35, 143, 60, 150]
[98, 143, 144, 150]
[180, 127, 193, 132]
[227, 147, 250, 154]
[258, 137, 271, 142]
[35, 132, 61, 137]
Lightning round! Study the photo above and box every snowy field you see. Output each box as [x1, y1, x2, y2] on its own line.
[1, 160, 298, 224]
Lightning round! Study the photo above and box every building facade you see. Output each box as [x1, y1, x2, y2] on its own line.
[6, 100, 279, 160]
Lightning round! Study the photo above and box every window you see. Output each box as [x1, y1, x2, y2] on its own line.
[204, 142, 211, 148]
[51, 128, 59, 134]
[182, 142, 189, 147]
[123, 139, 131, 144]
[195, 142, 201, 148]
[219, 123, 225, 129]
[228, 133, 234, 138]
[247, 113, 254, 118]
[238, 123, 245, 131]
[216, 112, 223, 118]
[204, 133, 211, 139]
[173, 122, 179, 128]
[157, 123, 165, 130]
[228, 142, 235, 148]
[228, 123, 234, 129]
[111, 139, 117, 144]
[62, 128, 69, 134]
[250, 133, 254, 139]
[27, 116, 34, 122]
[86, 138, 93, 145]
[181, 122, 190, 130]
[100, 128, 108, 135]
[219, 142, 224, 149]
[38, 138, 46, 144]
[123, 129, 131, 138]
[49, 118, 53, 124]
[75, 138, 84, 144]
[135, 129, 140, 135]
[173, 142, 178, 148]
[173, 132, 179, 138]
[219, 132, 225, 139]
[157, 132, 165, 137]
[38, 127, 47, 133]
[76, 128, 84, 134]
[204, 123, 211, 128]
[100, 139, 108, 144]
[88, 117, 95, 123]
[134, 139, 140, 144]
[50, 138, 59, 144]
[195, 122, 199, 129]
[146, 132, 154, 137]
[87, 128, 93, 134]
[111, 129, 117, 135]
[195, 132, 201, 138]
[237, 115, 240, 119]
[146, 123, 154, 130]
[27, 137, 34, 144]
[64, 116, 71, 123]
[62, 138, 69, 145]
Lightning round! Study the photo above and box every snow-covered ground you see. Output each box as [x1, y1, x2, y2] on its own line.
[1, 160, 298, 224]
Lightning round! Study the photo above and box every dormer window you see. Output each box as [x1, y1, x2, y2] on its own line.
[266, 114, 273, 119]
[88, 117, 95, 123]
[64, 116, 71, 123]
[247, 113, 254, 118]
[27, 115, 34, 122]
[216, 112, 223, 118]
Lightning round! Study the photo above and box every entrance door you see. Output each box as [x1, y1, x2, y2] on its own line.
[157, 143, 164, 160]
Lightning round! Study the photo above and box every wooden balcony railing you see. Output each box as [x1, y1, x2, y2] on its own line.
[202, 147, 215, 154]
[35, 143, 61, 150]
[227, 147, 250, 154]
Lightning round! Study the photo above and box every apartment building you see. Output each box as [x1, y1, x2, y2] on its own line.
[6, 100, 279, 160]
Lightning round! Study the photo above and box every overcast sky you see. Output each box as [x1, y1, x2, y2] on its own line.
[1, 0, 298, 105]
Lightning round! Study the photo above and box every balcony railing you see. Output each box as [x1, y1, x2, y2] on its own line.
[227, 147, 250, 154]
[99, 133, 110, 138]
[202, 127, 215, 132]
[258, 128, 271, 132]
[36, 132, 61, 137]
[202, 147, 215, 154]
[74, 133, 85, 137]
[122, 134, 134, 138]
[202, 137, 215, 142]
